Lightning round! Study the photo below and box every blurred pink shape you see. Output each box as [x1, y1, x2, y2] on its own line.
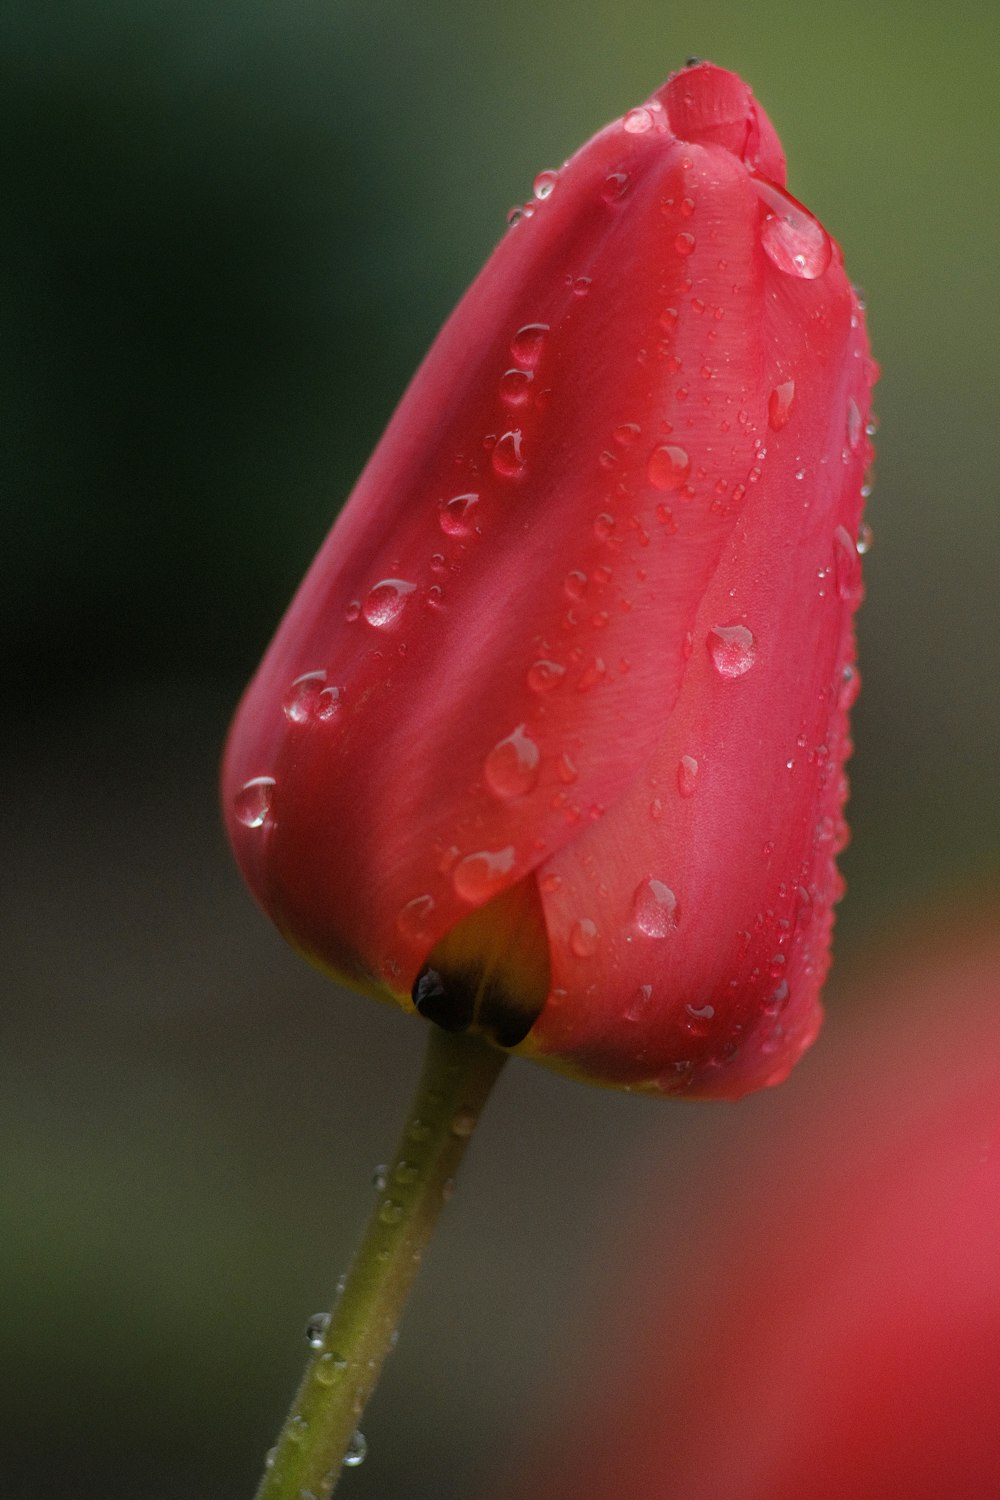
[513, 905, 1000, 1499]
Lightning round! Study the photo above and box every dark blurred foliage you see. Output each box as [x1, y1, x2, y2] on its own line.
[3, 3, 998, 1497]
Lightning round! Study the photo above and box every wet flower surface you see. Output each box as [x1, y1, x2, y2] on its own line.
[223, 62, 875, 1099]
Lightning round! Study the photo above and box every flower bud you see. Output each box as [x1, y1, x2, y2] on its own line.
[222, 62, 876, 1099]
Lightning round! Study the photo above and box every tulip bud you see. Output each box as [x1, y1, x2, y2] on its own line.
[223, 62, 876, 1099]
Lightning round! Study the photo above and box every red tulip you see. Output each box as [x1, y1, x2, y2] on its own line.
[508, 914, 1000, 1500]
[222, 62, 875, 1098]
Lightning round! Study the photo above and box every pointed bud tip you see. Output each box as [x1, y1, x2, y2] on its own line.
[653, 61, 786, 183]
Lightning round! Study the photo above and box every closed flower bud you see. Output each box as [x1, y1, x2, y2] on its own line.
[223, 62, 876, 1099]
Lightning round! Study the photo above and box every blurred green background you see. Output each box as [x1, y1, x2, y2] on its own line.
[3, 3, 997, 1497]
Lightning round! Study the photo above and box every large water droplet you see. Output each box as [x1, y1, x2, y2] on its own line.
[452, 846, 516, 902]
[707, 625, 757, 678]
[234, 777, 275, 829]
[343, 1431, 367, 1469]
[768, 380, 795, 431]
[439, 492, 480, 537]
[532, 169, 558, 200]
[631, 879, 678, 937]
[677, 755, 699, 798]
[510, 324, 548, 368]
[363, 579, 416, 628]
[570, 918, 599, 957]
[647, 444, 691, 492]
[483, 725, 541, 799]
[527, 659, 565, 694]
[753, 177, 832, 279]
[492, 430, 526, 478]
[674, 230, 696, 257]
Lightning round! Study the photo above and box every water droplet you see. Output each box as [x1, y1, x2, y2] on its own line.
[753, 177, 832, 279]
[674, 231, 696, 257]
[684, 1001, 716, 1034]
[527, 659, 565, 694]
[631, 879, 678, 937]
[570, 918, 599, 957]
[594, 512, 615, 542]
[856, 521, 873, 555]
[768, 380, 795, 431]
[612, 422, 641, 447]
[379, 1199, 404, 1226]
[625, 983, 653, 1022]
[576, 657, 607, 691]
[451, 1106, 476, 1138]
[397, 894, 436, 943]
[287, 1415, 308, 1444]
[314, 1351, 346, 1386]
[623, 106, 653, 134]
[707, 624, 756, 678]
[371, 1164, 388, 1192]
[677, 755, 699, 798]
[492, 430, 526, 478]
[363, 578, 416, 628]
[601, 171, 630, 202]
[572, 275, 592, 296]
[563, 569, 587, 601]
[833, 524, 861, 601]
[510, 323, 549, 367]
[846, 396, 863, 450]
[452, 846, 517, 902]
[439, 492, 480, 536]
[499, 368, 533, 408]
[234, 777, 275, 829]
[647, 444, 691, 491]
[532, 169, 558, 200]
[305, 1312, 330, 1348]
[763, 979, 790, 1015]
[343, 1431, 367, 1469]
[483, 725, 541, 799]
[506, 205, 525, 227]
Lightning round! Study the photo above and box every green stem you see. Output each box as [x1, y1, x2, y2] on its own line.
[253, 1026, 508, 1500]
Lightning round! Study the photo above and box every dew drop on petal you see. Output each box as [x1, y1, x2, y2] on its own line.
[833, 524, 862, 601]
[527, 659, 565, 694]
[452, 846, 517, 902]
[363, 579, 416, 628]
[283, 671, 342, 724]
[397, 894, 436, 942]
[674, 231, 696, 257]
[647, 444, 691, 492]
[768, 380, 795, 430]
[601, 171, 630, 202]
[234, 776, 275, 829]
[439, 492, 480, 537]
[623, 106, 653, 134]
[677, 755, 699, 798]
[510, 324, 549, 368]
[707, 624, 757, 678]
[492, 430, 526, 478]
[532, 169, 558, 200]
[499, 369, 533, 408]
[856, 522, 874, 555]
[631, 879, 678, 937]
[483, 725, 541, 799]
[753, 177, 832, 279]
[684, 1001, 716, 1035]
[570, 918, 600, 957]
